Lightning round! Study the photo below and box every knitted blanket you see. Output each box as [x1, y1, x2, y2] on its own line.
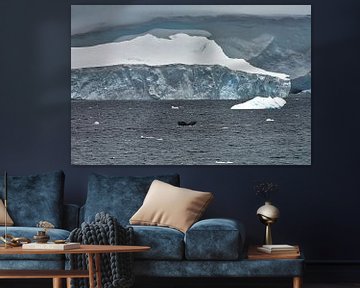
[68, 212, 134, 288]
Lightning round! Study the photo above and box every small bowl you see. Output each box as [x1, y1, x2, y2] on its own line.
[33, 232, 50, 243]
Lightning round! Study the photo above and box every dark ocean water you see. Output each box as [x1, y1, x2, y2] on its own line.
[71, 94, 311, 165]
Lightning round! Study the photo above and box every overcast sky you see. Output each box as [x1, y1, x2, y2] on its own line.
[71, 5, 311, 35]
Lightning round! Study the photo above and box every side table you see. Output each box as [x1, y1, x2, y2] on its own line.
[247, 245, 303, 288]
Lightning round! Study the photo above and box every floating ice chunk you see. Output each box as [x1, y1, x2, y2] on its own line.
[93, 121, 100, 125]
[231, 96, 286, 110]
[300, 89, 311, 93]
[266, 118, 275, 122]
[140, 136, 162, 140]
[216, 161, 234, 164]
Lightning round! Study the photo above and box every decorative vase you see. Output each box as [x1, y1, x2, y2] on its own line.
[33, 231, 50, 243]
[256, 201, 280, 245]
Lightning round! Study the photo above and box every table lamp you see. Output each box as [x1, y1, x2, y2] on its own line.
[256, 201, 280, 245]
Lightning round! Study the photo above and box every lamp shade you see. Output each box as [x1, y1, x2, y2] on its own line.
[256, 201, 280, 221]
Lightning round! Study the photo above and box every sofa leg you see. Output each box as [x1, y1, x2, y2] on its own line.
[53, 278, 62, 288]
[293, 276, 302, 288]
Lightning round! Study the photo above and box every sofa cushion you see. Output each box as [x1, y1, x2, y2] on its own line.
[130, 225, 184, 260]
[0, 227, 70, 261]
[184, 218, 245, 260]
[130, 180, 213, 233]
[0, 199, 14, 226]
[84, 174, 180, 225]
[0, 171, 64, 228]
[0, 171, 64, 227]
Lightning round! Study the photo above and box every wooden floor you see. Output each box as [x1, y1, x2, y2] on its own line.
[1, 280, 360, 288]
[306, 285, 360, 288]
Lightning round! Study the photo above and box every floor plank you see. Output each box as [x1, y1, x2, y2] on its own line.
[1, 279, 360, 288]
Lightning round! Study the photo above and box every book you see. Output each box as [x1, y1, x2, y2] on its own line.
[248, 245, 300, 260]
[257, 244, 299, 254]
[22, 242, 80, 250]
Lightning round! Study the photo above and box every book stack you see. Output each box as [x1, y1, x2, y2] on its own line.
[22, 242, 80, 250]
[248, 244, 300, 260]
[257, 244, 299, 254]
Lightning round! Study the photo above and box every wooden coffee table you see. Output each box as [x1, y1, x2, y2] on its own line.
[0, 244, 150, 288]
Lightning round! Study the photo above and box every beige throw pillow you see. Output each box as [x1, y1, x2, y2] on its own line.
[0, 199, 14, 226]
[130, 180, 213, 233]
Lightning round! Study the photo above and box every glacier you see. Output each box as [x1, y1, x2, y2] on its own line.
[71, 64, 290, 100]
[71, 33, 290, 100]
[71, 33, 288, 80]
[71, 14, 311, 92]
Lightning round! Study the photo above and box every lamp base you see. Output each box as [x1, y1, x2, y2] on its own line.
[265, 223, 272, 245]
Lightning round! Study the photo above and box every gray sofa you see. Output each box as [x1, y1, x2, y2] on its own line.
[81, 173, 304, 282]
[0, 171, 78, 270]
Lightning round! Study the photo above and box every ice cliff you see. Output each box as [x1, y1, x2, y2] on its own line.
[71, 64, 290, 100]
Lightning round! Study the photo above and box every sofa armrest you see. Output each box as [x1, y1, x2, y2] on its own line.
[184, 218, 245, 260]
[63, 204, 80, 231]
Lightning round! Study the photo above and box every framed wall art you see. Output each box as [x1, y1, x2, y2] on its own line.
[71, 5, 311, 165]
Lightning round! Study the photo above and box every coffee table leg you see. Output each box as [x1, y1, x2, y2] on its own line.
[52, 278, 62, 288]
[95, 253, 102, 288]
[293, 276, 302, 288]
[88, 253, 95, 288]
[66, 277, 72, 288]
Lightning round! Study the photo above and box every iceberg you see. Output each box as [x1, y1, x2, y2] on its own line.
[71, 34, 291, 100]
[231, 97, 286, 110]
